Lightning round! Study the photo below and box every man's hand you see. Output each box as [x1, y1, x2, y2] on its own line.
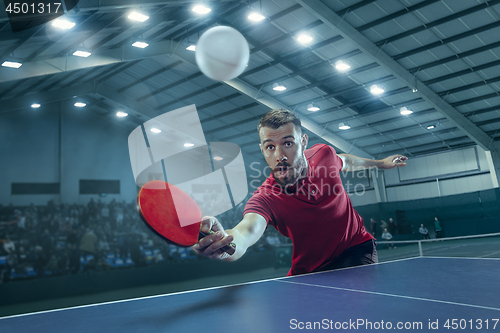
[191, 216, 234, 259]
[379, 154, 408, 169]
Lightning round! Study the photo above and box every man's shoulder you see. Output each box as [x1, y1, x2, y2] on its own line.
[306, 143, 335, 155]
[306, 144, 342, 171]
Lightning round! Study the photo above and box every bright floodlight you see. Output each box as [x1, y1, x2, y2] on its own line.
[186, 45, 196, 51]
[427, 125, 435, 130]
[52, 19, 75, 29]
[370, 85, 384, 95]
[184, 143, 195, 147]
[31, 103, 41, 108]
[296, 33, 313, 44]
[339, 122, 350, 130]
[132, 41, 149, 48]
[307, 103, 320, 112]
[335, 60, 350, 71]
[213, 156, 223, 161]
[116, 111, 128, 118]
[248, 12, 265, 21]
[128, 12, 149, 22]
[150, 128, 161, 134]
[192, 5, 211, 14]
[73, 50, 91, 57]
[273, 83, 286, 91]
[400, 107, 413, 115]
[2, 61, 22, 68]
[74, 102, 86, 107]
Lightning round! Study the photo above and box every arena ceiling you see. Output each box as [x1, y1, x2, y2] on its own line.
[1, 0, 500, 163]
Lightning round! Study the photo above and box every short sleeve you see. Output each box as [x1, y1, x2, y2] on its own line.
[243, 191, 273, 226]
[324, 144, 343, 172]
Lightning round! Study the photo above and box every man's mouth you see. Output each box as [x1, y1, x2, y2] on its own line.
[276, 167, 290, 178]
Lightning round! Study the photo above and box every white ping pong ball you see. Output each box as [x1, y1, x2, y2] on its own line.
[195, 26, 250, 81]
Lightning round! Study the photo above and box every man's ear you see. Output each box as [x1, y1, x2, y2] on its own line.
[301, 133, 308, 149]
[259, 143, 263, 154]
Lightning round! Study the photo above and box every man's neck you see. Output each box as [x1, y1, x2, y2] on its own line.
[298, 160, 309, 181]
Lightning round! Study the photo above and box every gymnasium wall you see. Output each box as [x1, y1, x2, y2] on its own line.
[355, 187, 500, 238]
[0, 102, 137, 206]
[384, 146, 495, 200]
[1, 103, 497, 209]
[0, 104, 267, 208]
[347, 146, 496, 207]
[1, 104, 60, 206]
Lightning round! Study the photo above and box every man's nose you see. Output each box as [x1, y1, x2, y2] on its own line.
[276, 147, 287, 163]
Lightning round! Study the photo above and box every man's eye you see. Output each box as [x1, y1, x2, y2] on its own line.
[285, 142, 293, 147]
[267, 145, 275, 150]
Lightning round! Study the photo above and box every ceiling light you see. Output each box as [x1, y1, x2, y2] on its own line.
[400, 107, 413, 115]
[186, 45, 196, 51]
[370, 85, 384, 95]
[184, 143, 195, 147]
[31, 103, 41, 108]
[307, 103, 320, 112]
[272, 82, 286, 91]
[296, 33, 313, 44]
[73, 50, 91, 57]
[128, 12, 149, 22]
[427, 125, 435, 130]
[192, 5, 211, 14]
[335, 60, 350, 71]
[150, 128, 161, 134]
[213, 156, 223, 161]
[248, 12, 265, 21]
[74, 102, 86, 107]
[52, 19, 75, 29]
[339, 122, 350, 130]
[132, 41, 149, 48]
[116, 111, 128, 118]
[2, 61, 22, 68]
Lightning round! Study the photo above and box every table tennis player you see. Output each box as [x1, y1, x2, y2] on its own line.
[192, 108, 407, 275]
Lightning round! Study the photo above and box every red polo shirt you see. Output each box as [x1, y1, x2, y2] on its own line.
[243, 144, 374, 276]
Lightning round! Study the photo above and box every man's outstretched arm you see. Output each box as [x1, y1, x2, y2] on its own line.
[338, 153, 407, 172]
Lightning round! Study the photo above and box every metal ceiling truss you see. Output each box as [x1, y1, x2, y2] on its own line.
[116, 60, 183, 93]
[373, 0, 500, 47]
[356, 0, 442, 32]
[297, 0, 494, 151]
[408, 40, 500, 74]
[394, 20, 500, 61]
[425, 59, 500, 86]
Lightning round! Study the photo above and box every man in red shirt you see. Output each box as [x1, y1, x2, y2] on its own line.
[192, 108, 407, 275]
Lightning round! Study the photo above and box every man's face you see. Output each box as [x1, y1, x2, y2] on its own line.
[259, 123, 308, 187]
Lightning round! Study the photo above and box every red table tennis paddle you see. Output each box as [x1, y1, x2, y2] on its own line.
[137, 180, 236, 255]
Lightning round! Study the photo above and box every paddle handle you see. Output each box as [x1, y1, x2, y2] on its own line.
[199, 230, 236, 255]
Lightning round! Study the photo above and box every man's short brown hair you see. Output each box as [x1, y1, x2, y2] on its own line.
[257, 108, 302, 135]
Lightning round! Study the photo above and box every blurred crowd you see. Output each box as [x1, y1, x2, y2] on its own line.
[0, 198, 288, 283]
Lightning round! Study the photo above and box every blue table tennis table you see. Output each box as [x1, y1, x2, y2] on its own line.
[1, 257, 499, 332]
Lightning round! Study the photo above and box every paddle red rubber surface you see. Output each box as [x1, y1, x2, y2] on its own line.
[137, 180, 201, 247]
